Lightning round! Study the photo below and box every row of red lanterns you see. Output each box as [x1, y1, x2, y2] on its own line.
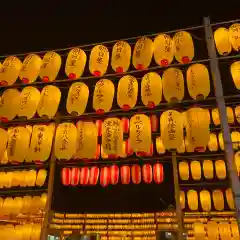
[61, 163, 164, 187]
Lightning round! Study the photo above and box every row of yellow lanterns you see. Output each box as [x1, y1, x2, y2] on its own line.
[0, 169, 47, 188]
[180, 188, 234, 211]
[0, 193, 47, 216]
[0, 31, 195, 86]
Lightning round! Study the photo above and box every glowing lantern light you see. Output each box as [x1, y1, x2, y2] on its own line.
[102, 118, 123, 156]
[37, 85, 61, 119]
[229, 23, 240, 52]
[119, 141, 127, 159]
[202, 160, 214, 180]
[218, 132, 224, 151]
[214, 27, 232, 55]
[231, 131, 240, 150]
[162, 68, 184, 103]
[212, 189, 224, 211]
[178, 161, 189, 180]
[187, 190, 198, 211]
[153, 163, 164, 184]
[0, 56, 22, 86]
[62, 168, 71, 186]
[186, 64, 210, 100]
[235, 105, 240, 123]
[153, 34, 174, 66]
[219, 222, 232, 240]
[235, 151, 240, 176]
[142, 164, 153, 184]
[0, 128, 8, 161]
[160, 110, 184, 150]
[100, 145, 108, 159]
[117, 75, 138, 111]
[131, 165, 141, 184]
[126, 138, 134, 156]
[230, 61, 240, 90]
[177, 140, 185, 154]
[200, 190, 211, 211]
[66, 82, 89, 116]
[19, 54, 42, 84]
[207, 221, 218, 240]
[65, 48, 86, 79]
[71, 168, 80, 186]
[155, 137, 165, 154]
[173, 31, 194, 64]
[150, 115, 158, 132]
[111, 41, 131, 73]
[7, 126, 31, 163]
[0, 89, 20, 122]
[17, 87, 41, 120]
[185, 107, 210, 150]
[120, 165, 130, 184]
[54, 123, 77, 160]
[75, 121, 98, 159]
[80, 167, 89, 185]
[180, 191, 185, 210]
[132, 37, 153, 70]
[89, 167, 99, 185]
[226, 188, 235, 209]
[190, 160, 201, 180]
[231, 221, 240, 239]
[26, 170, 37, 187]
[121, 117, 129, 133]
[141, 72, 162, 109]
[93, 79, 114, 114]
[207, 133, 218, 152]
[212, 107, 234, 125]
[27, 123, 55, 163]
[110, 165, 119, 185]
[0, 150, 8, 165]
[36, 169, 47, 187]
[100, 167, 110, 187]
[39, 51, 61, 82]
[96, 119, 103, 137]
[215, 160, 226, 180]
[89, 45, 109, 76]
[130, 114, 151, 153]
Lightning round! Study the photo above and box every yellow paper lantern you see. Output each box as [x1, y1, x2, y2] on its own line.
[178, 161, 189, 180]
[7, 126, 31, 163]
[207, 221, 218, 240]
[129, 114, 151, 153]
[200, 190, 211, 211]
[65, 48, 87, 79]
[111, 40, 131, 73]
[36, 169, 47, 186]
[66, 82, 89, 116]
[190, 160, 201, 180]
[0, 56, 22, 86]
[55, 122, 77, 160]
[185, 137, 195, 153]
[26, 169, 37, 187]
[212, 107, 234, 125]
[212, 189, 224, 211]
[89, 45, 109, 76]
[37, 85, 61, 119]
[177, 140, 185, 153]
[193, 222, 205, 240]
[162, 68, 184, 103]
[101, 145, 108, 159]
[141, 72, 162, 108]
[153, 34, 174, 66]
[225, 188, 235, 209]
[207, 133, 218, 152]
[230, 61, 240, 90]
[132, 37, 153, 70]
[17, 86, 41, 119]
[235, 105, 240, 123]
[27, 123, 55, 162]
[0, 128, 8, 160]
[93, 79, 114, 114]
[155, 137, 165, 154]
[102, 118, 123, 155]
[75, 121, 98, 159]
[215, 160, 226, 180]
[187, 190, 198, 211]
[40, 193, 47, 211]
[229, 23, 240, 52]
[118, 141, 127, 158]
[218, 222, 232, 240]
[231, 131, 240, 150]
[22, 195, 32, 214]
[173, 31, 194, 64]
[235, 151, 240, 176]
[214, 27, 232, 55]
[218, 132, 224, 151]
[160, 110, 183, 150]
[0, 172, 6, 188]
[19, 54, 42, 84]
[19, 171, 28, 187]
[186, 64, 210, 100]
[39, 51, 62, 82]
[2, 197, 14, 215]
[0, 149, 8, 165]
[5, 172, 13, 188]
[0, 89, 20, 121]
[185, 107, 210, 149]
[202, 160, 213, 180]
[230, 221, 240, 239]
[180, 191, 185, 210]
[12, 197, 23, 215]
[31, 224, 41, 240]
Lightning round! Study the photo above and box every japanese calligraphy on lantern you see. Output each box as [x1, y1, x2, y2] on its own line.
[130, 114, 151, 153]
[102, 118, 123, 155]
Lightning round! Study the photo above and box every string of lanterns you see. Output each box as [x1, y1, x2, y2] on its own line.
[61, 163, 164, 187]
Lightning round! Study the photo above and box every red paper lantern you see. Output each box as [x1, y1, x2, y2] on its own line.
[120, 165, 131, 184]
[100, 167, 110, 187]
[131, 165, 141, 184]
[121, 117, 129, 133]
[126, 139, 133, 155]
[89, 166, 99, 185]
[96, 120, 103, 136]
[150, 115, 158, 132]
[142, 164, 153, 184]
[71, 168, 80, 186]
[153, 163, 164, 184]
[62, 168, 71, 186]
[95, 144, 101, 160]
[136, 143, 153, 157]
[110, 165, 119, 185]
[79, 167, 89, 185]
